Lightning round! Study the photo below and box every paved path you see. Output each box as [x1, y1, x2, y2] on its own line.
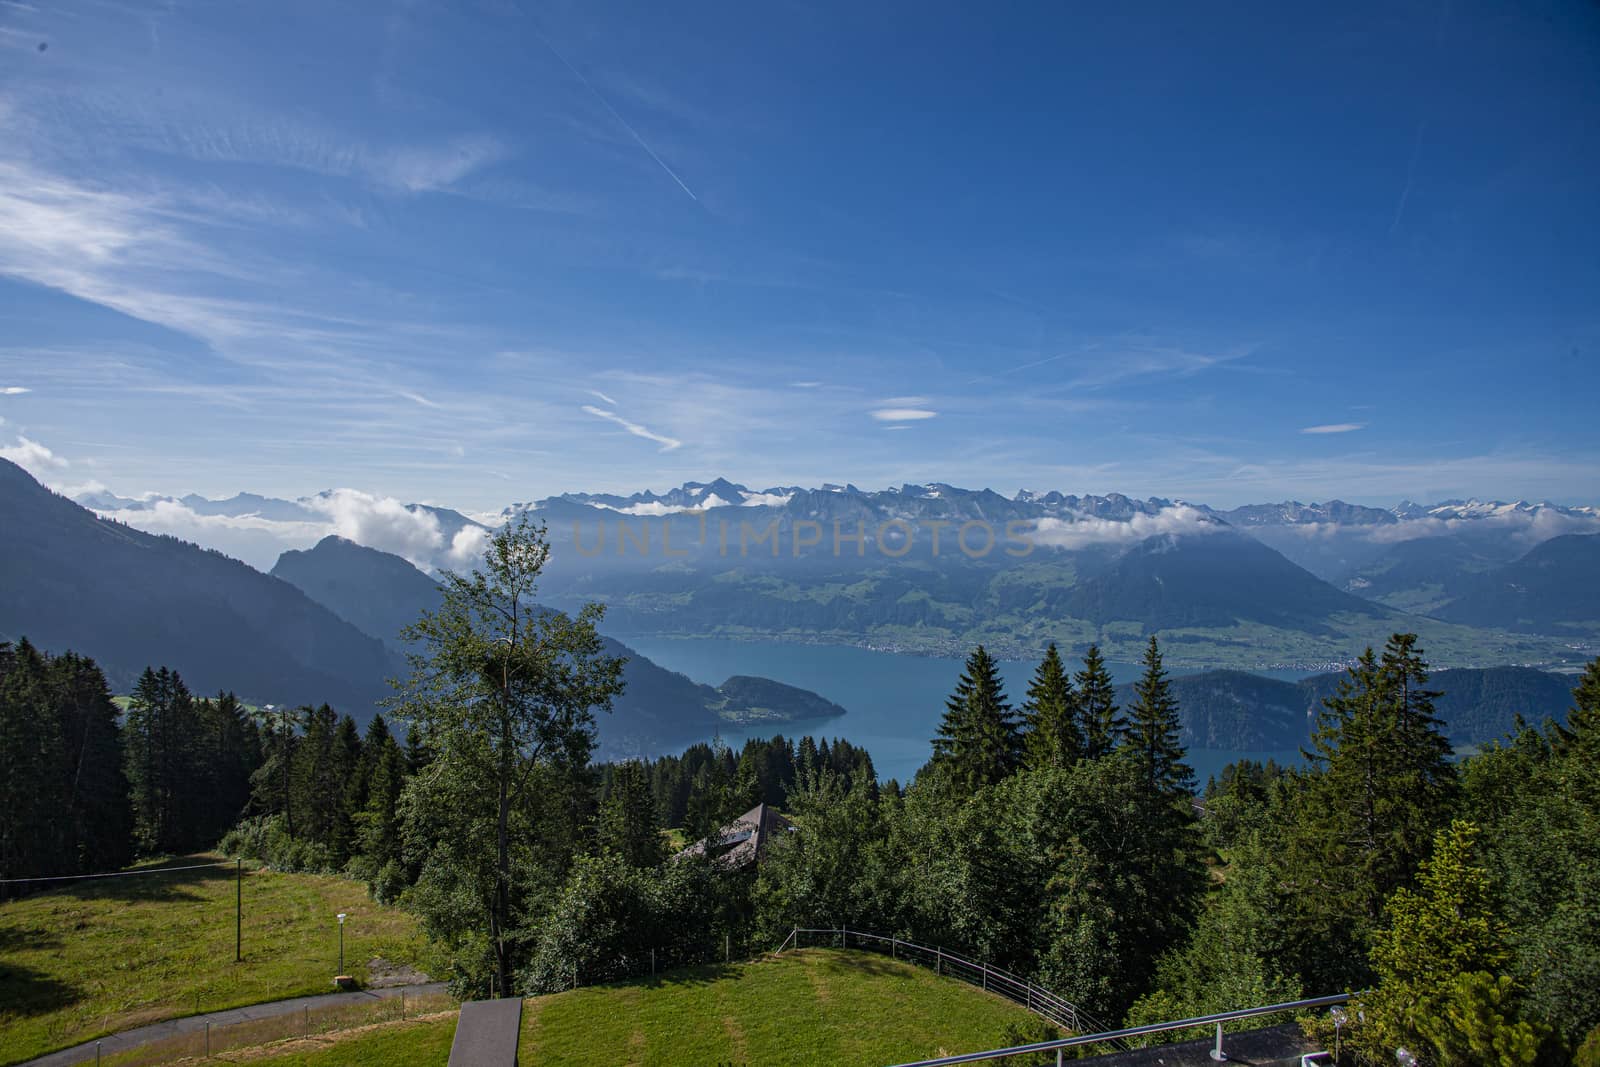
[1074, 1023, 1321, 1066]
[16, 982, 448, 1067]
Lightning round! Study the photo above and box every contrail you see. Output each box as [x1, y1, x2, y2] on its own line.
[1389, 119, 1425, 236]
[534, 27, 699, 202]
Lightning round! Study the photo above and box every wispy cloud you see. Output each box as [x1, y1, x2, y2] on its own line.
[870, 407, 938, 422]
[581, 404, 682, 451]
[0, 386, 29, 395]
[589, 389, 617, 406]
[398, 390, 441, 409]
[1300, 423, 1366, 435]
[0, 434, 67, 470]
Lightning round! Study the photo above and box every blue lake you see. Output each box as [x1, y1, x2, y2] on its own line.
[618, 636, 1308, 786]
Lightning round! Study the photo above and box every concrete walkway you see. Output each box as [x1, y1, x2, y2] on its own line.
[17, 982, 448, 1067]
[1074, 1023, 1322, 1066]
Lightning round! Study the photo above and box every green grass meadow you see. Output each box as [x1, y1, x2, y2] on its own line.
[240, 949, 1044, 1066]
[0, 855, 428, 1065]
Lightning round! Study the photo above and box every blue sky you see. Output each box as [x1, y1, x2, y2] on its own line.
[1, 0, 1596, 510]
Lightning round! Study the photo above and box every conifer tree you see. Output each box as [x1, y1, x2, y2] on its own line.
[1357, 820, 1547, 1064]
[49, 651, 134, 872]
[1125, 636, 1193, 801]
[1281, 635, 1457, 990]
[931, 645, 1021, 790]
[0, 643, 132, 879]
[1022, 643, 1084, 771]
[124, 666, 200, 854]
[598, 761, 665, 867]
[358, 726, 408, 893]
[250, 704, 304, 836]
[0, 640, 66, 879]
[1075, 644, 1123, 759]
[196, 692, 260, 845]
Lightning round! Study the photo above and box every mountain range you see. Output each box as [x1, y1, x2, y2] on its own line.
[68, 475, 1600, 669]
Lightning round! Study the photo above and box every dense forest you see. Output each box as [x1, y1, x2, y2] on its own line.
[2, 517, 1597, 1065]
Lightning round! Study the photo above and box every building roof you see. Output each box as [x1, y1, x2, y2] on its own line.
[677, 803, 796, 869]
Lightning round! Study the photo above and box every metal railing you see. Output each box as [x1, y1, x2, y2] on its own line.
[774, 927, 1121, 1045]
[883, 991, 1356, 1066]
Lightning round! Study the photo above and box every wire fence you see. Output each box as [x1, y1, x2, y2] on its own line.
[86, 989, 456, 1067]
[775, 928, 1125, 1050]
[883, 992, 1355, 1067]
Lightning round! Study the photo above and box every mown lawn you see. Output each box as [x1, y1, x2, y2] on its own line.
[242, 948, 1045, 1066]
[0, 855, 428, 1066]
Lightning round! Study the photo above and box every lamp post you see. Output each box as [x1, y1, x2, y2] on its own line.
[337, 913, 347, 975]
[1329, 1006, 1347, 1061]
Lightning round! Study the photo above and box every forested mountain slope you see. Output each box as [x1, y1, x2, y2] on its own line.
[270, 536, 845, 755]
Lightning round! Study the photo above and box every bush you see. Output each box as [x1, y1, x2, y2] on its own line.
[518, 853, 733, 994]
[219, 814, 336, 874]
[1574, 1025, 1600, 1067]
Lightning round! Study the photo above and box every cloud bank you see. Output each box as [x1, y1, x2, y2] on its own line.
[90, 489, 495, 573]
[1028, 504, 1223, 550]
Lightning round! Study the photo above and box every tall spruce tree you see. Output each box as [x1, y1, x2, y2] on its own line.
[1075, 644, 1123, 760]
[124, 667, 201, 854]
[0, 643, 133, 880]
[250, 704, 303, 836]
[1122, 636, 1204, 976]
[931, 645, 1021, 790]
[49, 651, 134, 873]
[195, 692, 260, 846]
[1125, 636, 1193, 801]
[1022, 644, 1084, 771]
[0, 640, 67, 880]
[1281, 634, 1457, 990]
[357, 724, 409, 897]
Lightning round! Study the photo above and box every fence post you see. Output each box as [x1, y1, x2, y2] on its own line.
[936, 947, 942, 976]
[1212, 1021, 1225, 1061]
[401, 989, 406, 1020]
[891, 937, 897, 960]
[205, 1021, 210, 1058]
[726, 933, 731, 963]
[304, 1006, 309, 1036]
[982, 964, 988, 991]
[652, 947, 656, 975]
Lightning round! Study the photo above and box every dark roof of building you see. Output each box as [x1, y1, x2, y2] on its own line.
[677, 802, 796, 869]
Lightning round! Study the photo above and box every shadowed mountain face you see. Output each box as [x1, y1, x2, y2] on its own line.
[269, 536, 844, 757]
[1053, 531, 1395, 634]
[0, 460, 400, 713]
[1430, 533, 1600, 635]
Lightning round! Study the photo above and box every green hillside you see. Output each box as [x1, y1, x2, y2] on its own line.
[0, 856, 430, 1066]
[244, 949, 1047, 1066]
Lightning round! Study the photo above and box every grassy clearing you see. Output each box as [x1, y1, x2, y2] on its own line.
[0, 854, 428, 1066]
[232, 948, 1045, 1066]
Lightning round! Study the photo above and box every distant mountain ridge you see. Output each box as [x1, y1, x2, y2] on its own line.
[1121, 664, 1581, 750]
[70, 475, 1599, 666]
[0, 460, 400, 713]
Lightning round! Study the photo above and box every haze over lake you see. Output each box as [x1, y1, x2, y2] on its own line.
[619, 636, 1308, 784]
